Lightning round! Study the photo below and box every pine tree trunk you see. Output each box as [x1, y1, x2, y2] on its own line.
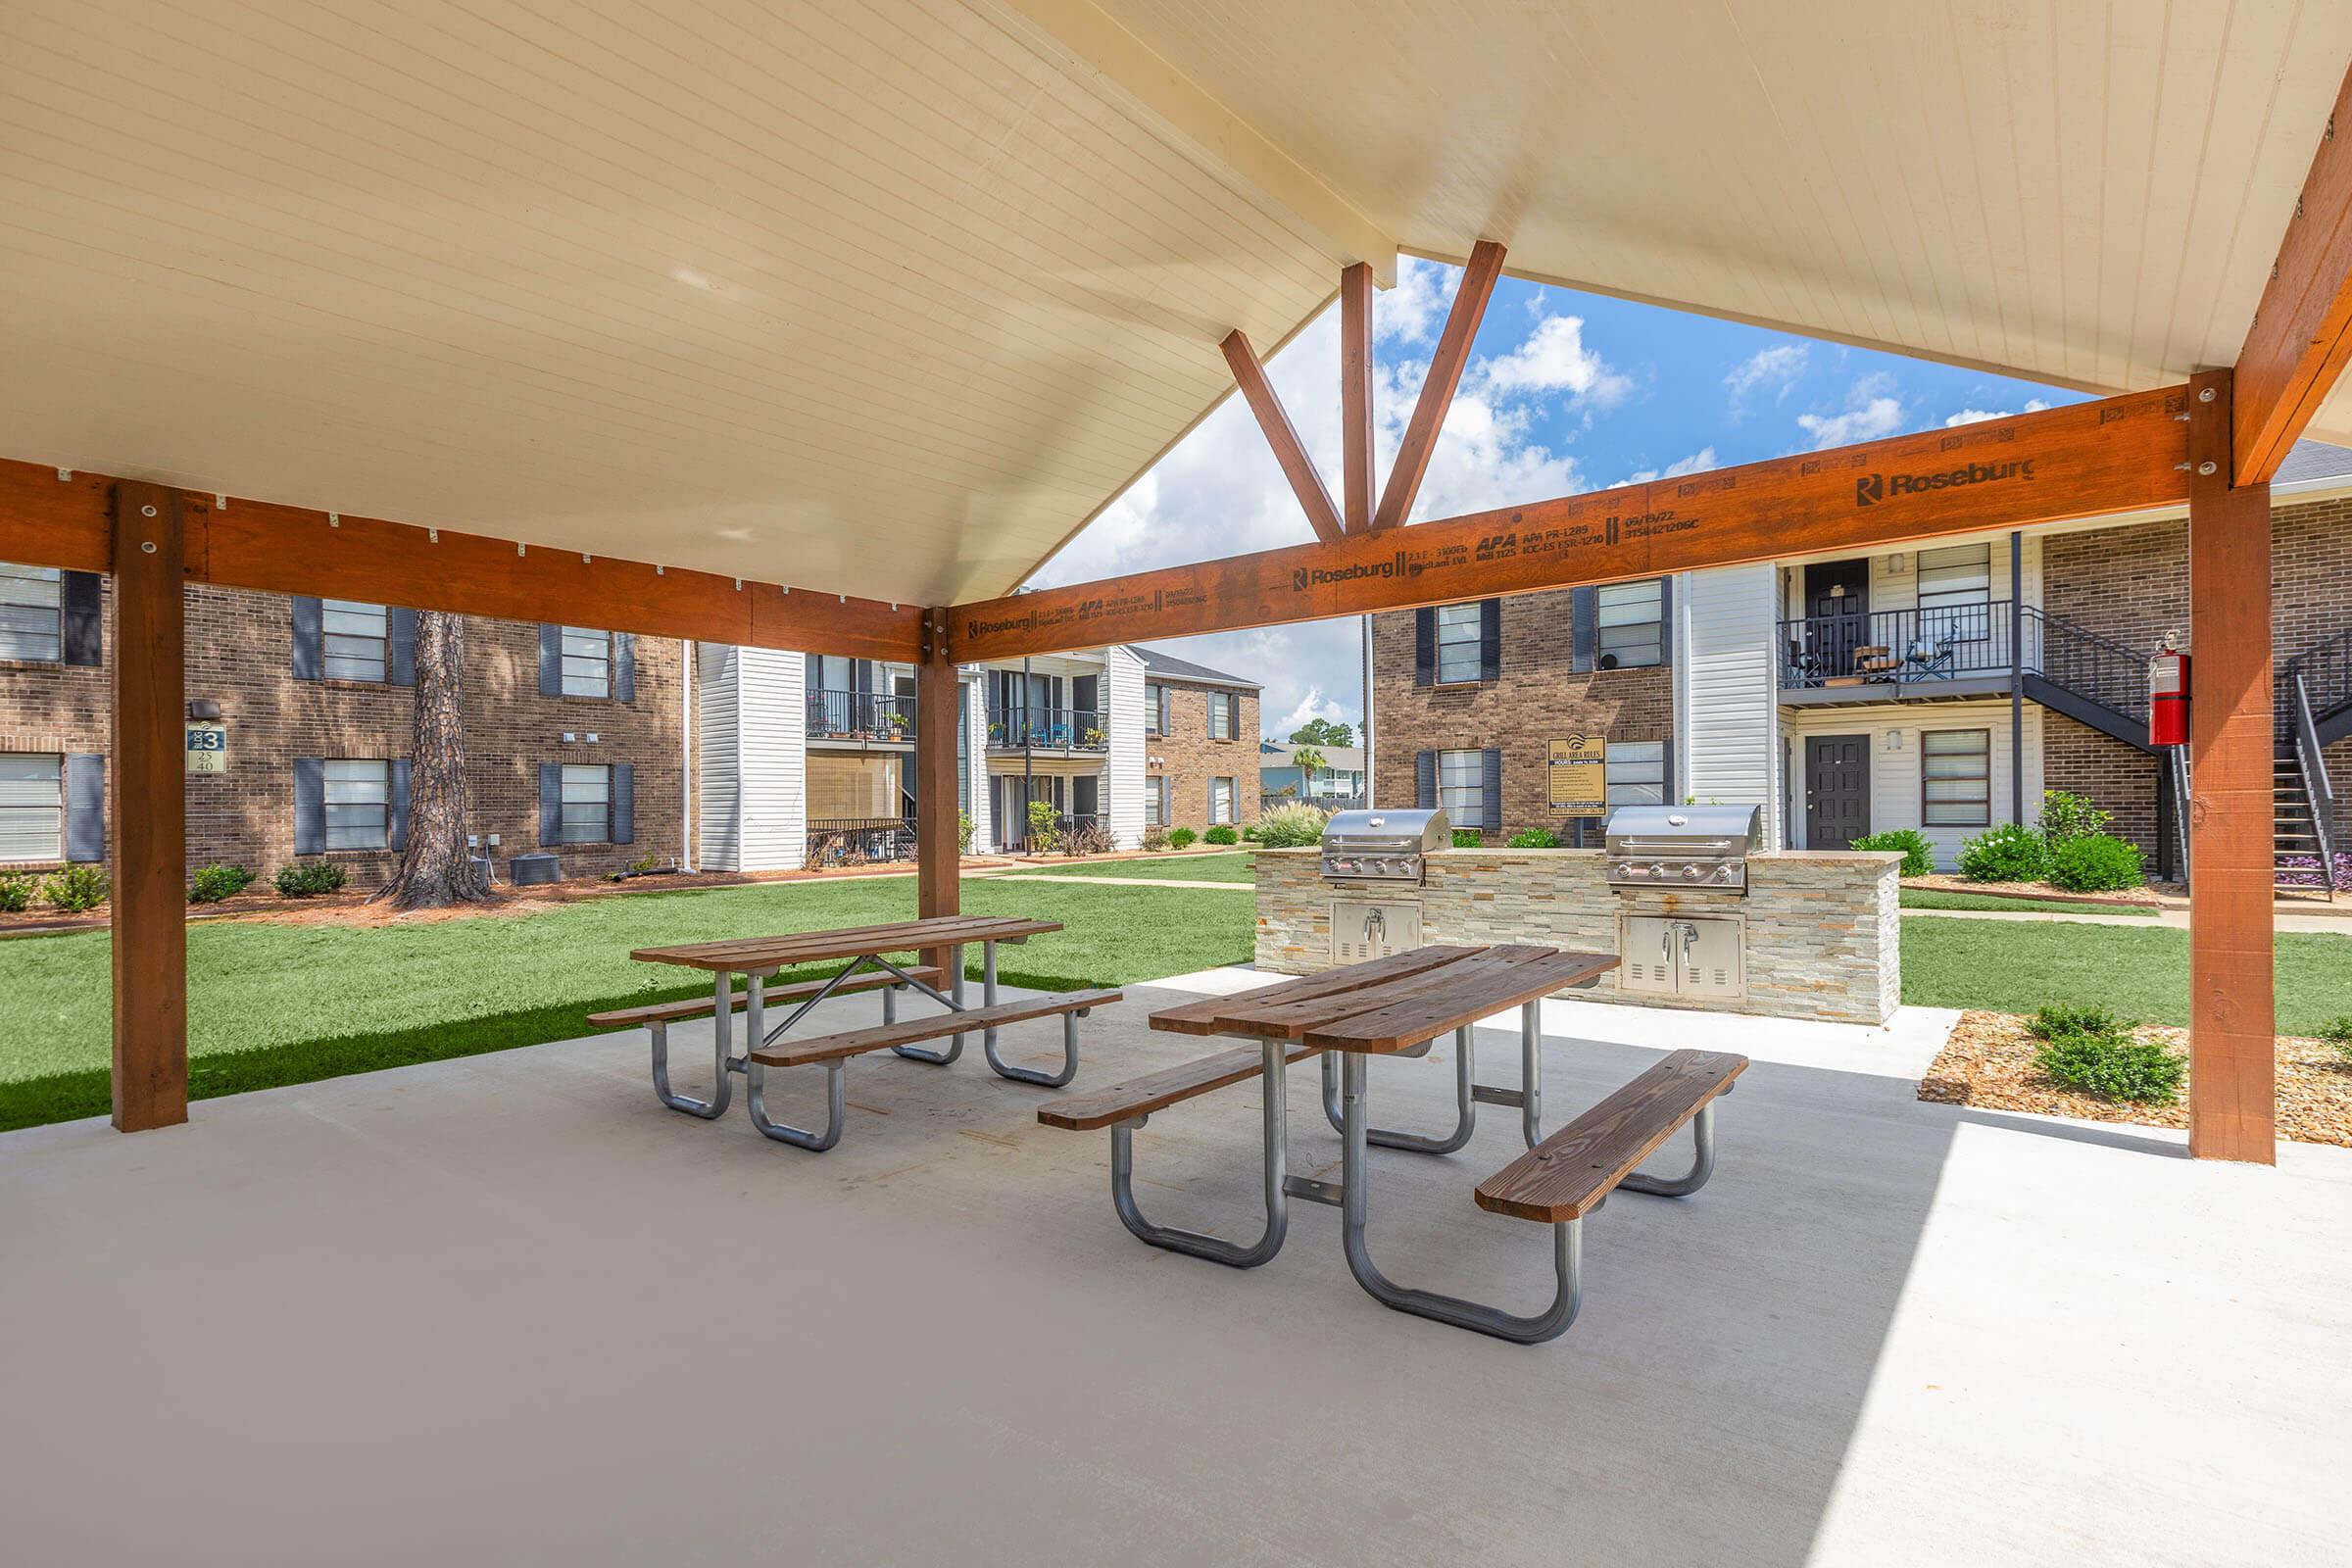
[372, 611, 490, 909]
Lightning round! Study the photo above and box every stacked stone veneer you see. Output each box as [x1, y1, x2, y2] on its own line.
[1254, 847, 1900, 1025]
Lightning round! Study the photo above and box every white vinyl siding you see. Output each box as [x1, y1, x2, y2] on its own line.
[1104, 647, 1145, 850]
[0, 753, 64, 860]
[1595, 580, 1664, 668]
[1435, 603, 1481, 683]
[1675, 565, 1778, 845]
[561, 763, 612, 844]
[1922, 729, 1991, 825]
[697, 645, 808, 872]
[0, 564, 63, 663]
[321, 600, 389, 682]
[561, 627, 612, 698]
[1438, 749, 1484, 822]
[323, 760, 390, 851]
[1606, 741, 1666, 807]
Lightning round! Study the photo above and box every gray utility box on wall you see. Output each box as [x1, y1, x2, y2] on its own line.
[509, 853, 562, 887]
[1618, 913, 1745, 1003]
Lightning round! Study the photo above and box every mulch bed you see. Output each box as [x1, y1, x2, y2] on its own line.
[1901, 875, 2161, 908]
[1920, 1009, 2352, 1148]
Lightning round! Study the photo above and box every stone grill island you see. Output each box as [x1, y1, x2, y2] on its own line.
[1254, 847, 1902, 1026]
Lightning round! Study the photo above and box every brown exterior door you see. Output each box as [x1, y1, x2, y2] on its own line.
[1804, 734, 1872, 850]
[1804, 559, 1871, 677]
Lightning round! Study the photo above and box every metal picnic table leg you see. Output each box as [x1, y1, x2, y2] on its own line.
[893, 942, 966, 1065]
[982, 939, 1081, 1087]
[1319, 1026, 1476, 1153]
[1338, 1049, 1583, 1345]
[1109, 1039, 1290, 1268]
[1617, 1096, 1725, 1197]
[1468, 999, 1546, 1148]
[740, 969, 849, 1151]
[648, 969, 735, 1119]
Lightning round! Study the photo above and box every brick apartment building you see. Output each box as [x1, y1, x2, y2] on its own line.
[1370, 441, 2352, 882]
[0, 572, 684, 888]
[1138, 648, 1261, 834]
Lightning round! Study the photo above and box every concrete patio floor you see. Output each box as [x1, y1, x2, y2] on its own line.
[2, 971, 2345, 1566]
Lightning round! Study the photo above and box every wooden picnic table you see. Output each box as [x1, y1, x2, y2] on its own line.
[608, 914, 1118, 1150]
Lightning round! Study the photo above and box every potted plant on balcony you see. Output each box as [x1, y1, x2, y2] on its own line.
[1082, 725, 1106, 749]
[884, 710, 909, 741]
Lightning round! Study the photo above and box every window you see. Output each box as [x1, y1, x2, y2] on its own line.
[1916, 542, 1992, 643]
[0, 564, 62, 663]
[560, 764, 612, 844]
[320, 600, 389, 682]
[1146, 683, 1166, 736]
[1210, 777, 1235, 824]
[817, 655, 855, 694]
[561, 627, 612, 698]
[1594, 581, 1664, 668]
[0, 753, 63, 860]
[1435, 603, 1483, 683]
[1146, 775, 1167, 826]
[1922, 729, 1990, 826]
[1208, 691, 1233, 740]
[323, 760, 391, 851]
[1439, 749, 1484, 824]
[1605, 740, 1666, 808]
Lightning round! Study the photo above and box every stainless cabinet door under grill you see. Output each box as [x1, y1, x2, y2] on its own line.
[1619, 913, 1744, 1001]
[1332, 901, 1422, 964]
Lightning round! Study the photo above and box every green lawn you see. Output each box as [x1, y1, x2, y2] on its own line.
[0, 877, 1252, 1131]
[1900, 888, 2159, 917]
[1011, 851, 1258, 882]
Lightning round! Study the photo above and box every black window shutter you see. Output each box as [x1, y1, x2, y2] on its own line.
[389, 759, 412, 852]
[291, 598, 323, 680]
[1655, 576, 1675, 668]
[1570, 587, 1597, 673]
[1415, 750, 1437, 810]
[538, 625, 561, 697]
[1481, 748, 1503, 830]
[1479, 599, 1501, 682]
[387, 608, 417, 687]
[539, 763, 562, 846]
[612, 763, 635, 845]
[64, 755, 105, 861]
[1414, 609, 1435, 686]
[1226, 692, 1240, 737]
[292, 758, 324, 856]
[614, 633, 637, 704]
[61, 572, 103, 666]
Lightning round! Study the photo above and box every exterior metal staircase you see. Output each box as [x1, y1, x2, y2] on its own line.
[2278, 631, 2348, 900]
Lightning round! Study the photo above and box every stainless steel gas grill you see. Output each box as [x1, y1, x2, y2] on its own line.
[1601, 805, 1762, 894]
[1320, 808, 1450, 883]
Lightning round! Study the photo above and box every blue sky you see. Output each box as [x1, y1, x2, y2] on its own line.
[1027, 257, 2084, 740]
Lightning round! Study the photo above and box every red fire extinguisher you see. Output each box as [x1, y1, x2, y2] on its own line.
[2149, 638, 2189, 747]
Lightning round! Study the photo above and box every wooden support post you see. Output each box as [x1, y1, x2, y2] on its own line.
[2185, 369, 2276, 1164]
[110, 481, 188, 1132]
[914, 608, 960, 978]
[1339, 262, 1376, 532]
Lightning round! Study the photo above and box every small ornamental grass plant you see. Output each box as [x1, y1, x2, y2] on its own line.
[1251, 803, 1329, 849]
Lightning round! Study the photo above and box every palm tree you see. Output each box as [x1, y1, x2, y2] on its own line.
[1290, 745, 1327, 803]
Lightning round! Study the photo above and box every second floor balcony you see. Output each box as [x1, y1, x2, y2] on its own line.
[1780, 601, 2150, 729]
[988, 707, 1108, 753]
[807, 689, 915, 744]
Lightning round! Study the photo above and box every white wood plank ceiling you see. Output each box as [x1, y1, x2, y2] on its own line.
[1, 1, 2347, 608]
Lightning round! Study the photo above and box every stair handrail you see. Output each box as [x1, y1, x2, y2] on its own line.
[2286, 624, 2352, 726]
[2168, 744, 2192, 885]
[2288, 665, 2339, 898]
[2020, 607, 2152, 723]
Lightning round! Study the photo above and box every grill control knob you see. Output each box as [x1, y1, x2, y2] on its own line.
[1649, 862, 1667, 879]
[1683, 863, 1702, 880]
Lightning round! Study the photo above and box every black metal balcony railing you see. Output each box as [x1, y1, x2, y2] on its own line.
[986, 707, 1108, 751]
[1023, 810, 1109, 854]
[807, 689, 915, 742]
[805, 816, 918, 867]
[1779, 602, 2016, 686]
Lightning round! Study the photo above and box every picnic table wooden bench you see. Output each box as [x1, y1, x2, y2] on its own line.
[609, 915, 1116, 1151]
[1039, 944, 1746, 1344]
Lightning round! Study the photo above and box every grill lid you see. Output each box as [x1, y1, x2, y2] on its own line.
[1602, 804, 1762, 858]
[1320, 808, 1451, 854]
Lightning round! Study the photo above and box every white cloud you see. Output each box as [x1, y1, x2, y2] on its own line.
[1797, 378, 1906, 449]
[1376, 255, 1451, 344]
[1270, 685, 1349, 738]
[1626, 447, 1718, 485]
[1473, 314, 1632, 408]
[1943, 399, 2049, 427]
[1723, 344, 1806, 416]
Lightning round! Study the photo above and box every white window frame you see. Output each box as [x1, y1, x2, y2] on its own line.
[0, 753, 64, 861]
[560, 763, 613, 844]
[1594, 581, 1664, 669]
[561, 626, 612, 699]
[1208, 691, 1233, 741]
[1604, 740, 1666, 808]
[1915, 543, 1994, 644]
[1435, 603, 1483, 684]
[323, 760, 391, 852]
[1145, 683, 1166, 736]
[1438, 749, 1484, 825]
[321, 599, 390, 683]
[1210, 776, 1235, 825]
[1145, 775, 1167, 826]
[0, 564, 64, 663]
[1922, 728, 1991, 826]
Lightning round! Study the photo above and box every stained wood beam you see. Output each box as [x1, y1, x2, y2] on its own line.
[1371, 239, 1505, 530]
[2186, 370, 2277, 1162]
[913, 608, 960, 980]
[951, 385, 2190, 661]
[1340, 262, 1377, 532]
[1220, 329, 1346, 546]
[110, 481, 188, 1133]
[2233, 64, 2352, 485]
[0, 459, 921, 662]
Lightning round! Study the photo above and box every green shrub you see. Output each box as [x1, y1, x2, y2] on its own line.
[0, 872, 35, 913]
[1849, 828, 1934, 877]
[1141, 823, 1167, 852]
[1168, 827, 1198, 849]
[1203, 824, 1240, 846]
[2027, 1002, 2123, 1040]
[43, 864, 109, 913]
[957, 811, 976, 854]
[188, 863, 256, 905]
[1240, 823, 1264, 842]
[1252, 803, 1330, 849]
[1450, 828, 1483, 849]
[2036, 789, 2114, 846]
[273, 860, 347, 899]
[1506, 827, 1561, 849]
[1026, 799, 1059, 853]
[2046, 833, 2145, 893]
[2033, 1030, 2185, 1104]
[2318, 1015, 2352, 1066]
[1956, 822, 2045, 883]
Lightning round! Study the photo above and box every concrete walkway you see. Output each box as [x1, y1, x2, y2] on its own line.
[2, 972, 2344, 1566]
[979, 871, 1254, 890]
